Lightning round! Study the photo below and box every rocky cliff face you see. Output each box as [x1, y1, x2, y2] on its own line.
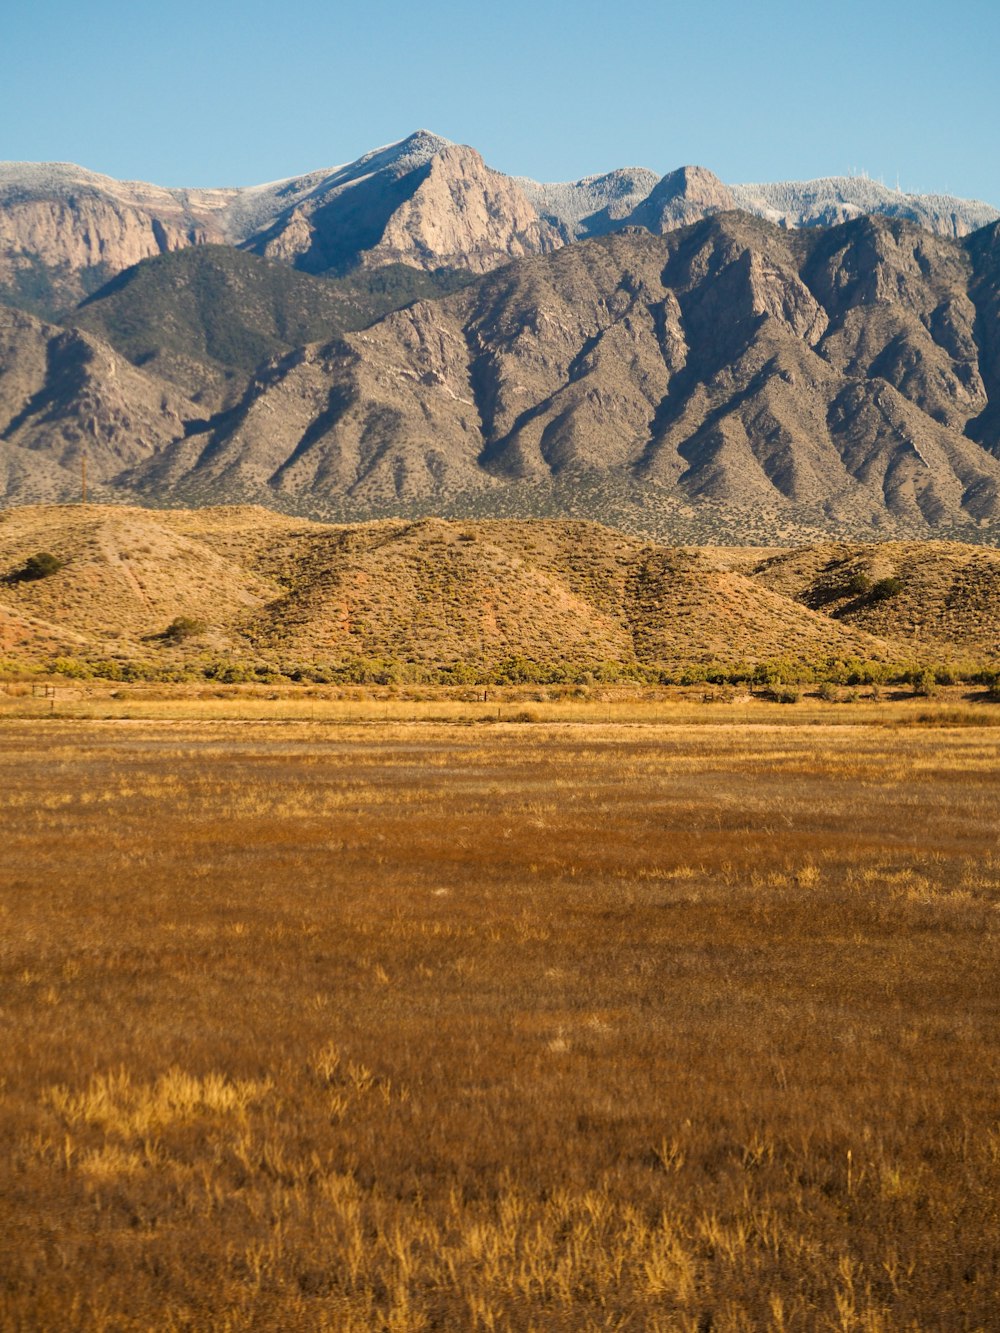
[0, 163, 233, 313]
[246, 137, 562, 276]
[365, 144, 562, 273]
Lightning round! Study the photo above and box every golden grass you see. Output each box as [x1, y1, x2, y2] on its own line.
[2, 717, 999, 1329]
[2, 680, 999, 728]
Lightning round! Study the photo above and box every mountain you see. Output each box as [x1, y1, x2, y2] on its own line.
[0, 160, 234, 317]
[516, 167, 662, 239]
[729, 176, 1000, 238]
[2, 211, 1000, 542]
[3, 134, 996, 320]
[0, 133, 562, 317]
[122, 214, 1000, 540]
[69, 245, 473, 406]
[5, 504, 998, 674]
[244, 133, 562, 276]
[0, 303, 197, 504]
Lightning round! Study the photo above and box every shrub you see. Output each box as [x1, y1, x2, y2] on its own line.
[911, 667, 938, 698]
[843, 572, 872, 597]
[162, 616, 207, 643]
[16, 551, 64, 581]
[818, 682, 839, 702]
[50, 656, 93, 679]
[870, 576, 904, 601]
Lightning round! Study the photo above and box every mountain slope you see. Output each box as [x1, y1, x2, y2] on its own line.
[2, 211, 1000, 542]
[0, 304, 195, 503]
[70, 245, 473, 404]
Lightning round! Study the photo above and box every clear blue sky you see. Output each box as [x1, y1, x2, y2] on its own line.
[4, 0, 998, 205]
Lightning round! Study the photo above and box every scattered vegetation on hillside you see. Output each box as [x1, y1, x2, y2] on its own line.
[1, 509, 998, 689]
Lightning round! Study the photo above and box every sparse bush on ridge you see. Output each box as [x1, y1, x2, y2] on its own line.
[843, 571, 872, 597]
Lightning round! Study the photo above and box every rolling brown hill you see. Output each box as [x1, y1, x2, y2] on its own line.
[2, 505, 997, 674]
[750, 540, 1000, 657]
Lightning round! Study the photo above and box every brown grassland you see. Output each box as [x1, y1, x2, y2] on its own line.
[2, 698, 1000, 1330]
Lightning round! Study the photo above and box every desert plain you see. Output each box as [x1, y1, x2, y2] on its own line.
[2, 693, 999, 1330]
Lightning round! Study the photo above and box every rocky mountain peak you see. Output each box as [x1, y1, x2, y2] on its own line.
[631, 166, 737, 232]
[348, 129, 453, 180]
[363, 142, 563, 272]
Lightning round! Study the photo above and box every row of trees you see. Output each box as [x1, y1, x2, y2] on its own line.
[10, 653, 997, 693]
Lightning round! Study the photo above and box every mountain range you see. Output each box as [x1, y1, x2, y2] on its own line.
[1, 132, 999, 544]
[2, 132, 996, 319]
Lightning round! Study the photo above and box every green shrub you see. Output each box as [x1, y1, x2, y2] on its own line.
[16, 551, 64, 581]
[911, 667, 938, 698]
[870, 576, 904, 601]
[162, 616, 207, 642]
[843, 572, 872, 597]
[50, 656, 93, 679]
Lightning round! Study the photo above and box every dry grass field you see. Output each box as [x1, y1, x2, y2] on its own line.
[2, 711, 1000, 1330]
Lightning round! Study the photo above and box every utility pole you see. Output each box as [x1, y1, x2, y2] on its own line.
[81, 446, 87, 505]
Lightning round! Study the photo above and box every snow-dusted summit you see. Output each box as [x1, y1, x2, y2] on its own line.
[1, 131, 997, 316]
